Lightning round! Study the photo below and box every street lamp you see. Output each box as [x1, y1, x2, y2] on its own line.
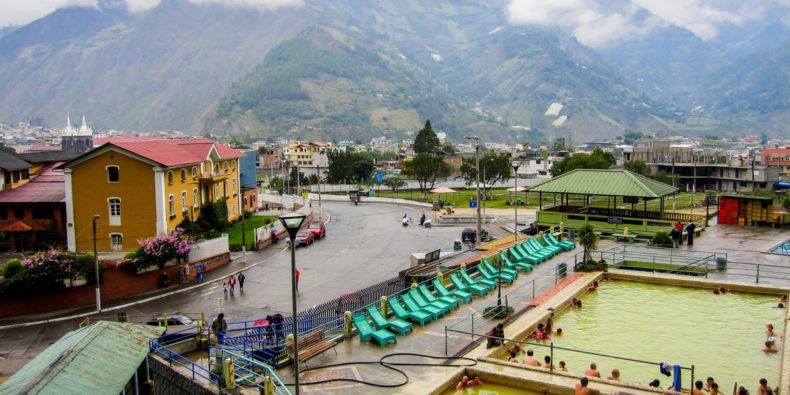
[511, 161, 521, 241]
[92, 214, 101, 312]
[278, 211, 306, 395]
[465, 136, 482, 247]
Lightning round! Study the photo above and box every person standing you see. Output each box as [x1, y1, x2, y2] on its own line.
[686, 221, 696, 246]
[295, 269, 301, 292]
[238, 272, 246, 290]
[212, 313, 228, 343]
[670, 227, 680, 248]
[228, 275, 236, 297]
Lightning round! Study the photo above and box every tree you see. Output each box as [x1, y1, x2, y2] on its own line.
[550, 148, 616, 176]
[577, 224, 599, 264]
[624, 159, 651, 176]
[441, 141, 456, 155]
[401, 153, 452, 194]
[383, 176, 406, 194]
[623, 130, 646, 145]
[326, 151, 374, 183]
[552, 138, 567, 152]
[459, 151, 513, 189]
[413, 120, 440, 154]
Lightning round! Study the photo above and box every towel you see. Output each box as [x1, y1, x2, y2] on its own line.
[672, 365, 682, 391]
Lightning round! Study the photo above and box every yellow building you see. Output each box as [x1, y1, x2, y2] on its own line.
[62, 138, 243, 252]
[284, 141, 331, 167]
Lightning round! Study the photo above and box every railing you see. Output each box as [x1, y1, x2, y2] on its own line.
[211, 348, 291, 394]
[149, 337, 221, 389]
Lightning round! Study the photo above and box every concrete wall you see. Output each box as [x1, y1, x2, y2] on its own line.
[149, 356, 216, 395]
[189, 235, 229, 262]
[306, 193, 433, 208]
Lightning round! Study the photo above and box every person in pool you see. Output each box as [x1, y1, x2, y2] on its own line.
[456, 375, 470, 390]
[523, 349, 542, 366]
[649, 379, 661, 388]
[710, 383, 720, 395]
[588, 281, 599, 291]
[607, 369, 620, 381]
[693, 380, 705, 395]
[585, 362, 601, 378]
[575, 377, 599, 395]
[559, 360, 568, 372]
[765, 324, 778, 338]
[507, 349, 519, 363]
[739, 386, 750, 395]
[704, 377, 715, 392]
[470, 376, 483, 386]
[757, 378, 777, 395]
[554, 327, 563, 336]
[763, 340, 778, 353]
[543, 355, 554, 369]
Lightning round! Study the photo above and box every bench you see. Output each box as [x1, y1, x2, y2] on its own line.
[285, 329, 338, 367]
[612, 233, 636, 242]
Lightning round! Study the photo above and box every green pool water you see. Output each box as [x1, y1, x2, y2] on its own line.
[442, 382, 542, 395]
[525, 281, 784, 391]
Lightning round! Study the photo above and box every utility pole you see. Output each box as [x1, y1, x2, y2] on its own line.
[92, 214, 101, 312]
[465, 136, 482, 246]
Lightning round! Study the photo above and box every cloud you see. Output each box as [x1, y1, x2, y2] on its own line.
[507, 0, 784, 46]
[0, 0, 303, 27]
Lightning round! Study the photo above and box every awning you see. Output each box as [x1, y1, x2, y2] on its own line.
[506, 186, 527, 192]
[1, 221, 32, 232]
[430, 187, 457, 193]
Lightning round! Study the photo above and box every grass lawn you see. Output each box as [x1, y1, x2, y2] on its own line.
[584, 192, 708, 211]
[374, 188, 555, 208]
[225, 215, 277, 249]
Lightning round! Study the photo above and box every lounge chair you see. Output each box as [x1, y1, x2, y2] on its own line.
[546, 232, 575, 250]
[482, 258, 518, 278]
[410, 288, 454, 313]
[388, 297, 432, 326]
[478, 263, 515, 285]
[419, 284, 460, 309]
[525, 239, 555, 258]
[431, 279, 472, 303]
[516, 242, 548, 262]
[531, 237, 560, 256]
[450, 274, 489, 297]
[509, 244, 541, 265]
[367, 306, 412, 336]
[499, 252, 533, 272]
[460, 269, 496, 291]
[352, 315, 397, 347]
[402, 293, 443, 320]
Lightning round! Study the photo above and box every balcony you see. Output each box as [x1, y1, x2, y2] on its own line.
[199, 172, 228, 183]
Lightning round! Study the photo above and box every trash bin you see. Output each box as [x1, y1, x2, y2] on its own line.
[567, 228, 576, 239]
[716, 257, 727, 271]
[453, 239, 462, 250]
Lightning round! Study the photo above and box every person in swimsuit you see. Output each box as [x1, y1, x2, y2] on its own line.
[585, 362, 601, 378]
[523, 349, 541, 366]
[607, 369, 620, 381]
[757, 378, 776, 395]
[575, 377, 599, 395]
[559, 360, 568, 371]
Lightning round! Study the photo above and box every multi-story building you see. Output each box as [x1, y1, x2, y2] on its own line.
[284, 141, 332, 167]
[0, 152, 31, 191]
[761, 146, 790, 175]
[62, 138, 242, 252]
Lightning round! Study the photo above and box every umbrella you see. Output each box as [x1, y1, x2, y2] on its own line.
[506, 186, 527, 192]
[430, 187, 457, 193]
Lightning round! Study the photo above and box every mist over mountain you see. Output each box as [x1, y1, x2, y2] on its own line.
[0, 0, 787, 142]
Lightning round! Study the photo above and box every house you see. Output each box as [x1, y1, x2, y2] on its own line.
[0, 151, 32, 191]
[61, 138, 243, 252]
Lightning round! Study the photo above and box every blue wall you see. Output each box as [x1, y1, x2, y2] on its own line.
[240, 150, 257, 188]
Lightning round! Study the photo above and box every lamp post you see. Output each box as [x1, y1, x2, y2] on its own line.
[465, 136, 482, 246]
[511, 161, 521, 241]
[241, 210, 247, 264]
[92, 214, 101, 312]
[278, 212, 307, 395]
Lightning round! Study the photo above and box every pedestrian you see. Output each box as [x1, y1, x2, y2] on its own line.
[295, 269, 301, 291]
[674, 221, 683, 247]
[238, 272, 246, 290]
[223, 281, 228, 297]
[184, 264, 191, 282]
[228, 275, 236, 296]
[686, 221, 696, 246]
[211, 313, 228, 343]
[670, 227, 680, 248]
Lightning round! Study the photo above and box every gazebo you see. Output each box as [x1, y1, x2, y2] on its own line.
[530, 169, 701, 236]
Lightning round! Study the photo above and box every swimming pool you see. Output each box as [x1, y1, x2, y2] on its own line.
[514, 281, 784, 391]
[770, 239, 790, 255]
[442, 382, 542, 395]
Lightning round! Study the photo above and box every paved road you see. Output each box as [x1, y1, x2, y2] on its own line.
[0, 201, 468, 377]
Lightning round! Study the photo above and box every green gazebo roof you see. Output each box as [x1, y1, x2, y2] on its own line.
[530, 169, 678, 198]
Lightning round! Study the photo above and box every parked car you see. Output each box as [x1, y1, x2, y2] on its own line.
[294, 231, 315, 247]
[146, 314, 200, 342]
[306, 221, 326, 239]
[461, 228, 490, 243]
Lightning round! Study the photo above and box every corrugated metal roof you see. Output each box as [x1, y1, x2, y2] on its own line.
[0, 163, 65, 203]
[530, 169, 678, 198]
[0, 321, 164, 395]
[0, 151, 31, 171]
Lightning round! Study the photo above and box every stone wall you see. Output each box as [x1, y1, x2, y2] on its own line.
[149, 356, 216, 395]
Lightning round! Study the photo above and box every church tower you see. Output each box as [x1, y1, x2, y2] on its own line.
[61, 114, 93, 154]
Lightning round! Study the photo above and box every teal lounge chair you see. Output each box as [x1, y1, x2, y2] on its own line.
[509, 244, 541, 265]
[482, 258, 518, 278]
[499, 252, 533, 272]
[367, 306, 412, 336]
[547, 232, 575, 250]
[460, 269, 496, 291]
[402, 293, 443, 320]
[410, 288, 453, 314]
[432, 279, 472, 303]
[532, 237, 560, 255]
[517, 242, 548, 262]
[419, 284, 460, 309]
[478, 263, 515, 285]
[388, 298, 432, 326]
[449, 274, 489, 297]
[352, 315, 397, 347]
[525, 239, 554, 258]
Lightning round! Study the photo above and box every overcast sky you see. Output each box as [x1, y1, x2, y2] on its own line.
[2, 0, 788, 47]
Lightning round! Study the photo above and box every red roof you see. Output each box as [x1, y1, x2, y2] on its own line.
[1, 221, 33, 232]
[93, 138, 243, 167]
[0, 163, 65, 203]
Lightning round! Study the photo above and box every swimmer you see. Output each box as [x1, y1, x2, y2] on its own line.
[585, 362, 601, 378]
[713, 289, 720, 295]
[710, 383, 720, 395]
[471, 376, 483, 386]
[763, 340, 778, 353]
[607, 369, 620, 381]
[739, 386, 750, 395]
[524, 349, 542, 366]
[577, 300, 583, 308]
[508, 350, 519, 363]
[575, 377, 600, 395]
[602, 273, 612, 281]
[757, 378, 776, 395]
[510, 343, 524, 354]
[705, 377, 715, 392]
[571, 298, 580, 308]
[719, 287, 728, 294]
[543, 355, 554, 369]
[693, 380, 705, 395]
[555, 328, 563, 336]
[456, 375, 470, 390]
[546, 317, 554, 333]
[588, 281, 599, 291]
[765, 324, 776, 338]
[559, 360, 568, 372]
[649, 379, 661, 388]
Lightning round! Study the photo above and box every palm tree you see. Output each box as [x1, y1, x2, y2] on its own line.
[577, 224, 599, 264]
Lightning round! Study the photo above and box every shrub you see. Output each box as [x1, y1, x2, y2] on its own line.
[783, 195, 790, 210]
[483, 305, 514, 319]
[651, 230, 673, 247]
[3, 259, 24, 279]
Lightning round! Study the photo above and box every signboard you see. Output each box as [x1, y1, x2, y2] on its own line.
[375, 171, 382, 183]
[425, 249, 441, 264]
[469, 201, 477, 208]
[607, 216, 623, 224]
[704, 195, 718, 205]
[622, 196, 639, 204]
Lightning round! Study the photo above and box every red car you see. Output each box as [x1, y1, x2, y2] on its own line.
[306, 221, 326, 239]
[293, 231, 315, 247]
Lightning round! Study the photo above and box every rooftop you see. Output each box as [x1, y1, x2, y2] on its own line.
[0, 163, 66, 203]
[530, 169, 678, 198]
[0, 151, 31, 171]
[70, 137, 243, 168]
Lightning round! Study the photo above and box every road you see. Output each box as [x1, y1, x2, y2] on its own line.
[0, 201, 469, 376]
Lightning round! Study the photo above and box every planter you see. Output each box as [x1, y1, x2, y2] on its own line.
[483, 305, 513, 319]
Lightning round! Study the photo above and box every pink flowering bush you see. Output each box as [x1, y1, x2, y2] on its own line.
[0, 249, 96, 297]
[122, 228, 191, 272]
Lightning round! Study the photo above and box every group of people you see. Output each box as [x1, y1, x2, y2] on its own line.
[455, 375, 483, 390]
[507, 345, 560, 371]
[670, 220, 697, 248]
[530, 318, 562, 341]
[223, 273, 246, 297]
[763, 323, 781, 353]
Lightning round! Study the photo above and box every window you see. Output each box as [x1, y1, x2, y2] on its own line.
[108, 198, 121, 226]
[243, 197, 247, 206]
[107, 166, 120, 182]
[168, 194, 175, 218]
[110, 234, 123, 251]
[224, 162, 228, 171]
[167, 171, 174, 185]
[214, 163, 220, 174]
[180, 169, 186, 182]
[191, 167, 197, 178]
[232, 179, 236, 195]
[223, 181, 227, 197]
[14, 208, 25, 219]
[193, 188, 198, 208]
[181, 191, 187, 210]
[214, 184, 219, 198]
